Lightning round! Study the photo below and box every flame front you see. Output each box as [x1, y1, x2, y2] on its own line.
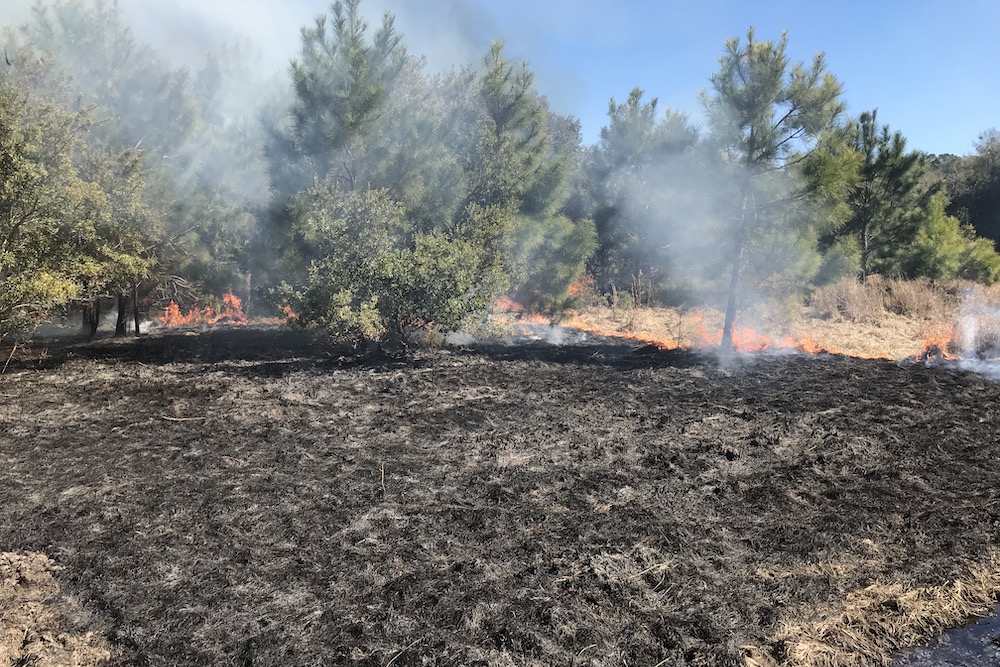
[221, 293, 248, 324]
[493, 295, 525, 313]
[498, 298, 851, 355]
[560, 312, 682, 349]
[159, 292, 248, 328]
[916, 322, 960, 361]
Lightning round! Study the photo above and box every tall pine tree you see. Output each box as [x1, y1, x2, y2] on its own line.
[702, 29, 844, 353]
[844, 110, 931, 278]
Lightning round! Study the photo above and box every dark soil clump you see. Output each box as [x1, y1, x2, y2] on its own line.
[1, 327, 999, 666]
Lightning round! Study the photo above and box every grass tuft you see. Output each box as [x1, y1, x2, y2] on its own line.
[773, 554, 1000, 667]
[809, 277, 888, 324]
[0, 551, 112, 667]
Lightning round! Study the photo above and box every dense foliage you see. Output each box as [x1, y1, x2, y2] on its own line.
[2, 0, 998, 345]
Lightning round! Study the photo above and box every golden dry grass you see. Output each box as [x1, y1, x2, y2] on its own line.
[568, 304, 931, 360]
[565, 278, 1000, 360]
[0, 552, 111, 667]
[766, 553, 1000, 667]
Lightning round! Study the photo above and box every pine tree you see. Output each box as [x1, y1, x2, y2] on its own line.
[471, 42, 595, 311]
[701, 29, 844, 353]
[844, 110, 931, 278]
[947, 129, 1000, 243]
[270, 0, 406, 198]
[590, 87, 700, 293]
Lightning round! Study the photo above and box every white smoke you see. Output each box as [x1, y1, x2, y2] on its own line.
[957, 291, 1000, 357]
[952, 288, 1000, 378]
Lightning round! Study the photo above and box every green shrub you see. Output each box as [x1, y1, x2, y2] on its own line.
[285, 185, 507, 346]
[958, 237, 1000, 284]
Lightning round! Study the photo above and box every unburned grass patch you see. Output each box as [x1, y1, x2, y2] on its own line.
[807, 278, 890, 324]
[771, 554, 1000, 667]
[0, 551, 112, 667]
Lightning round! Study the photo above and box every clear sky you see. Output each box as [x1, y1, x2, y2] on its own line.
[10, 0, 995, 156]
[375, 0, 1000, 156]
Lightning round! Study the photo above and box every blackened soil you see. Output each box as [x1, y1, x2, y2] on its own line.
[1, 327, 999, 666]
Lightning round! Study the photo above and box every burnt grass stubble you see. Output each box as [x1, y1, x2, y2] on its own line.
[1, 326, 999, 666]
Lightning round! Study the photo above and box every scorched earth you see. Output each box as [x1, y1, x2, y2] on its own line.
[1, 327, 999, 666]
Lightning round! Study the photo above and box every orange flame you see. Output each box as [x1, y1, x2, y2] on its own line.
[731, 327, 773, 352]
[159, 292, 248, 328]
[496, 298, 885, 357]
[916, 322, 960, 361]
[221, 293, 248, 324]
[493, 295, 524, 312]
[688, 312, 720, 349]
[519, 313, 551, 326]
[778, 333, 828, 355]
[567, 276, 596, 299]
[560, 312, 683, 350]
[161, 301, 185, 328]
[503, 301, 845, 354]
[281, 304, 297, 320]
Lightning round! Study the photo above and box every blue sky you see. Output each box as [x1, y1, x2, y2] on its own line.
[388, 0, 1000, 156]
[23, 0, 996, 156]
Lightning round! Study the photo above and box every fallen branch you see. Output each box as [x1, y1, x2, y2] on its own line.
[161, 416, 207, 422]
[1, 342, 17, 376]
[384, 638, 419, 667]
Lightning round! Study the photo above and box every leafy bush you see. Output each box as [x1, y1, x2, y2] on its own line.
[284, 185, 507, 345]
[958, 236, 1000, 284]
[0, 83, 92, 339]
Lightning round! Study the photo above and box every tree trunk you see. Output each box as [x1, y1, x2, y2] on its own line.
[133, 285, 141, 336]
[115, 293, 128, 337]
[860, 223, 870, 280]
[243, 272, 252, 317]
[86, 298, 100, 339]
[720, 186, 752, 357]
[719, 226, 745, 355]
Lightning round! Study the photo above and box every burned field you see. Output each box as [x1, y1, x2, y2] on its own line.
[1, 328, 1000, 666]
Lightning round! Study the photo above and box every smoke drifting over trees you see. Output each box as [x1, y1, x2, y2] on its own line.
[2, 0, 999, 349]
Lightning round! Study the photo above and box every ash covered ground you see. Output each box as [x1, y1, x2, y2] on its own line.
[1, 327, 999, 666]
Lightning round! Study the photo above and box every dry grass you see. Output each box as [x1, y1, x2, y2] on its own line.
[0, 552, 111, 667]
[566, 278, 1000, 360]
[570, 303, 927, 359]
[796, 315, 927, 360]
[768, 553, 1000, 667]
[810, 277, 890, 324]
[885, 279, 957, 320]
[807, 277, 982, 325]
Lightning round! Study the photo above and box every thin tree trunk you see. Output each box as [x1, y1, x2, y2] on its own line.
[720, 186, 752, 356]
[133, 285, 141, 336]
[860, 223, 870, 280]
[720, 226, 745, 355]
[87, 298, 100, 339]
[115, 293, 128, 337]
[243, 272, 252, 317]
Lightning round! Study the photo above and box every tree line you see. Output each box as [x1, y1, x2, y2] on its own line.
[2, 0, 999, 350]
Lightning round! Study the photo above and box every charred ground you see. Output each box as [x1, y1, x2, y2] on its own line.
[1, 327, 999, 666]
